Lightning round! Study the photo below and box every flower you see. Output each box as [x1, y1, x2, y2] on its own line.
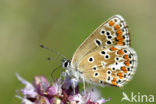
[16, 73, 111, 104]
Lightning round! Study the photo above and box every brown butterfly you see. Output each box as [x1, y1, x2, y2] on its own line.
[62, 15, 137, 87]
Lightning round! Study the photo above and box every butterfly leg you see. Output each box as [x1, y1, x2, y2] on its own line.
[64, 70, 70, 77]
[71, 78, 79, 95]
[82, 77, 86, 94]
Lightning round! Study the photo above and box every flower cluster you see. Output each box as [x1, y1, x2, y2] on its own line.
[16, 74, 111, 104]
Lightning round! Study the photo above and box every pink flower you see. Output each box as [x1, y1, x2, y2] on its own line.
[48, 82, 62, 96]
[16, 73, 37, 98]
[16, 73, 111, 104]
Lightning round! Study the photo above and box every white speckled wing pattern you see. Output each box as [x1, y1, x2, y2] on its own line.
[70, 15, 137, 87]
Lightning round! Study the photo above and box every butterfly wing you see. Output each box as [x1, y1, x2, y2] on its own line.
[71, 15, 130, 69]
[77, 45, 137, 87]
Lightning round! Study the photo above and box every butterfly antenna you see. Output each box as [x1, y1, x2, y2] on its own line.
[50, 65, 62, 82]
[47, 57, 61, 61]
[40, 44, 66, 59]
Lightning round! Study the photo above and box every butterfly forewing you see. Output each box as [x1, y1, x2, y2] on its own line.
[71, 15, 130, 69]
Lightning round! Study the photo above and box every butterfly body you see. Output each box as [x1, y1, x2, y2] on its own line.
[62, 15, 137, 87]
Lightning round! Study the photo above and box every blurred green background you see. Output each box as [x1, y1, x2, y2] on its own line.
[0, 0, 156, 104]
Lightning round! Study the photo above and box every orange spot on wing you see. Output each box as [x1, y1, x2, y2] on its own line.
[118, 39, 124, 42]
[116, 30, 123, 36]
[121, 66, 127, 73]
[117, 72, 123, 79]
[124, 61, 130, 66]
[117, 41, 124, 45]
[114, 25, 120, 30]
[123, 55, 129, 60]
[110, 47, 118, 51]
[112, 78, 117, 86]
[109, 20, 115, 26]
[116, 36, 124, 42]
[117, 49, 124, 55]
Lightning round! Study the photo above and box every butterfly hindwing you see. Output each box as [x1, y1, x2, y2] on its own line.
[71, 15, 130, 70]
[77, 45, 137, 87]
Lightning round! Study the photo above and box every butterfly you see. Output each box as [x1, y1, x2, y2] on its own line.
[61, 15, 137, 87]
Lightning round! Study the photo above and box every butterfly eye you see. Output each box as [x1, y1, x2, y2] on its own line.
[62, 60, 70, 68]
[64, 62, 68, 67]
[94, 72, 99, 77]
[88, 57, 94, 63]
